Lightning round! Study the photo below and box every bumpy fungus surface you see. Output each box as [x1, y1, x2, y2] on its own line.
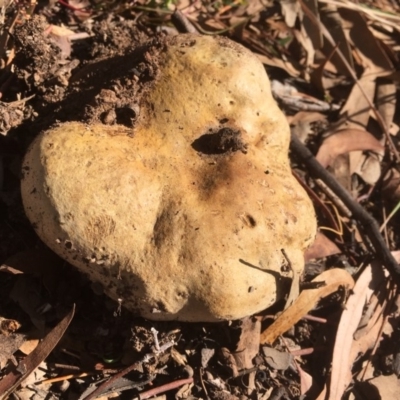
[21, 34, 317, 322]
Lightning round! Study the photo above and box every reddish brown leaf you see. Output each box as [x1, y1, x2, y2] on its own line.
[304, 231, 341, 261]
[316, 129, 384, 168]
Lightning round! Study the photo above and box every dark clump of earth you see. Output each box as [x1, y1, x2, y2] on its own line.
[7, 14, 166, 138]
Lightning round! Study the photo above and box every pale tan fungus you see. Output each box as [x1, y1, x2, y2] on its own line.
[21, 34, 317, 322]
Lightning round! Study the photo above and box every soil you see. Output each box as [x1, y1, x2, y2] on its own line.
[5, 15, 161, 134]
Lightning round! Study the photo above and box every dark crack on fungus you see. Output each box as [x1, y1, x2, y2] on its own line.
[191, 127, 246, 155]
[246, 214, 256, 227]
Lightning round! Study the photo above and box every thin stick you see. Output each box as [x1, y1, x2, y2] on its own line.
[138, 378, 193, 400]
[171, 9, 198, 34]
[290, 134, 400, 283]
[81, 361, 143, 400]
[37, 372, 91, 385]
[81, 341, 174, 400]
[302, 314, 327, 324]
[380, 200, 400, 233]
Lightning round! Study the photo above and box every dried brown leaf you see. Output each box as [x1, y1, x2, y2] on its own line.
[349, 150, 382, 185]
[316, 129, 384, 168]
[368, 374, 400, 399]
[302, 0, 322, 49]
[218, 347, 238, 378]
[260, 269, 354, 345]
[285, 269, 301, 310]
[200, 18, 226, 31]
[318, 0, 400, 30]
[327, 263, 386, 400]
[304, 231, 341, 261]
[19, 339, 39, 355]
[255, 52, 301, 77]
[244, 0, 265, 16]
[233, 316, 261, 393]
[376, 80, 396, 131]
[310, 59, 345, 91]
[288, 111, 327, 125]
[334, 72, 376, 131]
[293, 24, 315, 67]
[289, 111, 327, 142]
[298, 364, 313, 395]
[233, 316, 261, 370]
[280, 0, 302, 28]
[0, 333, 25, 369]
[382, 167, 400, 202]
[201, 348, 215, 368]
[323, 68, 384, 185]
[262, 346, 293, 370]
[339, 8, 393, 73]
[391, 250, 400, 264]
[322, 12, 393, 184]
[319, 4, 354, 76]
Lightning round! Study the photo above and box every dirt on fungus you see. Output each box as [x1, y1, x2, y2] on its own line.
[3, 15, 167, 140]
